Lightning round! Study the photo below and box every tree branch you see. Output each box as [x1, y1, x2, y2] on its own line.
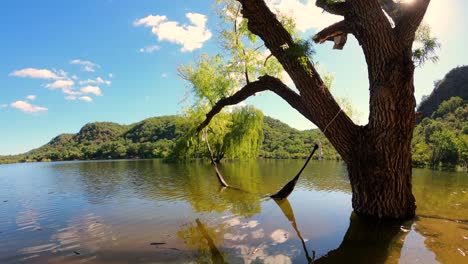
[316, 0, 348, 16]
[313, 20, 350, 49]
[395, 0, 431, 43]
[197, 75, 305, 132]
[236, 0, 358, 160]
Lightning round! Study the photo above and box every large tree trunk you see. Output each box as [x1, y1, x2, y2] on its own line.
[200, 0, 431, 220]
[347, 58, 417, 219]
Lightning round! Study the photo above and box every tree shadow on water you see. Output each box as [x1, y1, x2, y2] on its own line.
[313, 214, 412, 264]
[274, 198, 412, 264]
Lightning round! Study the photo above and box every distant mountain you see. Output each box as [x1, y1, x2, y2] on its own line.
[0, 115, 337, 164]
[418, 65, 468, 119]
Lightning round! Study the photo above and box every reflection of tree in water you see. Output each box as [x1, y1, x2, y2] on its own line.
[274, 199, 315, 263]
[125, 160, 264, 217]
[176, 218, 229, 264]
[314, 213, 410, 264]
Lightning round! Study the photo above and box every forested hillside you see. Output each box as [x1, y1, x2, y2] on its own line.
[0, 116, 337, 164]
[418, 65, 468, 119]
[413, 96, 467, 170]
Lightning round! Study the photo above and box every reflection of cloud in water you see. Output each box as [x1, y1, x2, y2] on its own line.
[224, 233, 248, 241]
[270, 229, 289, 244]
[51, 213, 115, 255]
[399, 224, 438, 264]
[233, 244, 293, 264]
[15, 205, 44, 231]
[224, 216, 242, 227]
[264, 254, 292, 264]
[251, 228, 264, 239]
[242, 220, 259, 229]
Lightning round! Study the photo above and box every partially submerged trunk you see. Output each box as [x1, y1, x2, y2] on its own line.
[198, 0, 431, 220]
[348, 64, 417, 219]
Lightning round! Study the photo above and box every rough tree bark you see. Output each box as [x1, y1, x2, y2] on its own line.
[198, 0, 431, 220]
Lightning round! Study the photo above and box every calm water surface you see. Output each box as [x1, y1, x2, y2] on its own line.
[0, 160, 466, 263]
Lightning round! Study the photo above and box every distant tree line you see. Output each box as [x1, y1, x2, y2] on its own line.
[0, 115, 339, 165]
[0, 99, 466, 171]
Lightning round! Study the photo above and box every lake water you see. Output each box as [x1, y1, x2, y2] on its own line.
[0, 160, 466, 264]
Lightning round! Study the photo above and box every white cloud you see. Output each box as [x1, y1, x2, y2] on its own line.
[135, 12, 212, 52]
[65, 95, 78, 101]
[26, 95, 36, 101]
[108, 73, 113, 78]
[10, 100, 47, 113]
[62, 87, 81, 96]
[45, 79, 75, 90]
[134, 15, 167, 27]
[161, 73, 168, 78]
[79, 77, 111, 86]
[139, 45, 160, 53]
[267, 0, 341, 31]
[10, 68, 65, 80]
[0, 104, 7, 108]
[80, 85, 102, 96]
[70, 59, 100, 72]
[79, 96, 93, 102]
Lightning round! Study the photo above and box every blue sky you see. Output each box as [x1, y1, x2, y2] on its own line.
[0, 0, 467, 155]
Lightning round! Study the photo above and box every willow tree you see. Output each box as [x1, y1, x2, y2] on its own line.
[198, 0, 434, 220]
[175, 54, 265, 162]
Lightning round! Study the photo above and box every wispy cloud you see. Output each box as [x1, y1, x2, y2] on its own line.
[10, 60, 110, 106]
[0, 104, 8, 108]
[161, 73, 168, 78]
[80, 85, 102, 96]
[10, 100, 48, 113]
[79, 96, 93, 102]
[70, 59, 100, 72]
[10, 68, 66, 80]
[79, 77, 111, 86]
[45, 79, 75, 90]
[139, 45, 161, 53]
[135, 12, 212, 52]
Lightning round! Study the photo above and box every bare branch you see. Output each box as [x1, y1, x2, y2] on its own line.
[197, 75, 305, 132]
[395, 0, 431, 43]
[316, 0, 348, 16]
[313, 20, 350, 49]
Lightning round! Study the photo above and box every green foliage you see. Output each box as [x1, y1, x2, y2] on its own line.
[223, 106, 264, 159]
[260, 116, 340, 160]
[413, 23, 441, 67]
[412, 97, 468, 170]
[431, 96, 464, 119]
